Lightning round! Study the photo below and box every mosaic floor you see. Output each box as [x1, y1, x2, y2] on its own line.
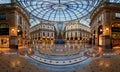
[0, 55, 120, 72]
[0, 43, 120, 72]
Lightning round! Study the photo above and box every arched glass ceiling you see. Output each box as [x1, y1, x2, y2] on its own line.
[0, 0, 11, 4]
[80, 15, 90, 26]
[30, 15, 40, 27]
[17, 0, 102, 22]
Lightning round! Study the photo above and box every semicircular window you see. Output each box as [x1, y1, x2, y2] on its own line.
[17, 0, 102, 22]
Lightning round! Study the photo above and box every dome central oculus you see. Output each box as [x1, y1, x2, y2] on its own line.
[52, 4, 67, 11]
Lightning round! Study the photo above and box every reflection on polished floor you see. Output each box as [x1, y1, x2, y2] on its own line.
[34, 43, 85, 55]
[28, 43, 90, 66]
[0, 43, 120, 72]
[0, 52, 120, 72]
[1, 0, 120, 72]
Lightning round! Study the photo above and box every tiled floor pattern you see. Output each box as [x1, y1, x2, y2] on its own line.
[0, 55, 120, 72]
[73, 58, 120, 72]
[0, 55, 47, 72]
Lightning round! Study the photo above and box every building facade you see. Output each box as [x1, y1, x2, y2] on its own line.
[90, 1, 120, 49]
[65, 21, 91, 43]
[0, 2, 30, 49]
[30, 21, 55, 45]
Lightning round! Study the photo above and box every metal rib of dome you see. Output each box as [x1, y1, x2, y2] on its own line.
[17, 0, 102, 22]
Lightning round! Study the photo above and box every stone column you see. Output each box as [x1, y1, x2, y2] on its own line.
[102, 26, 112, 49]
[9, 12, 18, 49]
[102, 10, 112, 49]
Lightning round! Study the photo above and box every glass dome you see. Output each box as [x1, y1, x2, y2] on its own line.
[30, 15, 41, 27]
[17, 0, 102, 22]
[80, 15, 90, 26]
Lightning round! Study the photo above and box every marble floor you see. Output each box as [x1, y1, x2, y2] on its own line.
[0, 55, 47, 72]
[0, 54, 120, 72]
[0, 43, 120, 72]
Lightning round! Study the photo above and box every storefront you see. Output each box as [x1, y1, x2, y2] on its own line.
[0, 24, 9, 48]
[112, 23, 120, 48]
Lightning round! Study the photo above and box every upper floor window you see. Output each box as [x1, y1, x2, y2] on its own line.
[42, 25, 45, 28]
[52, 27, 54, 30]
[48, 26, 49, 29]
[0, 13, 6, 20]
[0, 24, 9, 35]
[19, 17, 22, 24]
[115, 13, 120, 18]
[48, 33, 49, 36]
[71, 26, 72, 29]
[51, 33, 53, 37]
[0, 24, 9, 28]
[98, 16, 102, 22]
[43, 32, 45, 36]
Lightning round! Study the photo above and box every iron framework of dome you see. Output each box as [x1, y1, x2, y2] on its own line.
[17, 0, 102, 22]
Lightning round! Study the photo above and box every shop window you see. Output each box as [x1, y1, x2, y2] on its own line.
[0, 13, 6, 20]
[112, 27, 120, 32]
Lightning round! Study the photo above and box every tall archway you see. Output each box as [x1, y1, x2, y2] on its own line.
[111, 23, 120, 48]
[98, 25, 103, 46]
